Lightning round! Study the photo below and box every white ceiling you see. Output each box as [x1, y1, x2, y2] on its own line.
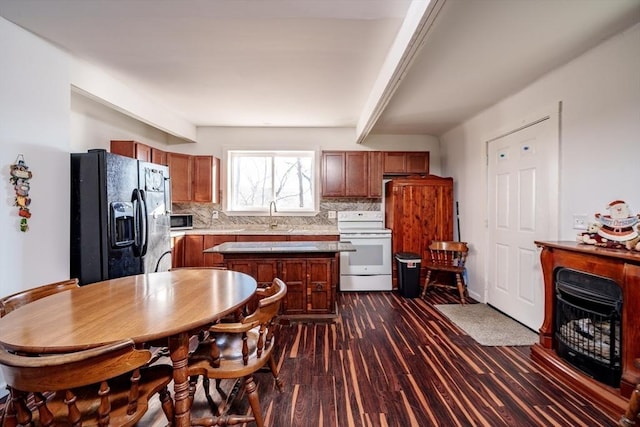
[1, 0, 639, 140]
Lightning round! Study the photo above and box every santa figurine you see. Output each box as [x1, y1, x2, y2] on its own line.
[595, 200, 639, 242]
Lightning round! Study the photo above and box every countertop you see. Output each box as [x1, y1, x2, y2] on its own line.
[205, 240, 355, 254]
[171, 225, 339, 237]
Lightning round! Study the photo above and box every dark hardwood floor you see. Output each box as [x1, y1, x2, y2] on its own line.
[143, 289, 620, 426]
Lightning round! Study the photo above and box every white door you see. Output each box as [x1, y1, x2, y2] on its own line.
[487, 114, 558, 331]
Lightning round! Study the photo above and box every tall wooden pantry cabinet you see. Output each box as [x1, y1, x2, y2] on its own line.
[384, 176, 454, 286]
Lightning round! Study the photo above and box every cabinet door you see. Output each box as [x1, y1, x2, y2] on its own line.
[203, 235, 236, 266]
[151, 148, 167, 166]
[321, 151, 345, 197]
[367, 151, 383, 198]
[212, 157, 220, 204]
[383, 152, 407, 174]
[406, 152, 429, 174]
[183, 234, 205, 267]
[168, 153, 192, 202]
[224, 259, 277, 288]
[280, 260, 307, 315]
[110, 140, 151, 162]
[171, 235, 185, 268]
[344, 152, 368, 197]
[193, 155, 213, 203]
[307, 259, 333, 313]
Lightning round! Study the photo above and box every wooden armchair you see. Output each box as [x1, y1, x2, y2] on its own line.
[421, 241, 469, 304]
[0, 279, 79, 317]
[0, 339, 174, 427]
[188, 278, 287, 427]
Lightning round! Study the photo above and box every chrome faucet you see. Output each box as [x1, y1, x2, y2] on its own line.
[269, 201, 278, 229]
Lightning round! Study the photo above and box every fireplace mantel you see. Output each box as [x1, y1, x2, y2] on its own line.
[533, 241, 640, 417]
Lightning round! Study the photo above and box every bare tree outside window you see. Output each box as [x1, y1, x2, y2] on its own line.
[228, 151, 315, 212]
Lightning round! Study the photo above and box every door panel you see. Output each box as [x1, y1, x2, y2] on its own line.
[487, 116, 557, 331]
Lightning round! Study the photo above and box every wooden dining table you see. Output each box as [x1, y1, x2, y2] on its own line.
[0, 268, 257, 427]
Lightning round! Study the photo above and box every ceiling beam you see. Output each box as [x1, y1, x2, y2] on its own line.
[355, 0, 446, 143]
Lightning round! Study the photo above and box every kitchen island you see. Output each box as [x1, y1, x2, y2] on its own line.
[206, 240, 355, 318]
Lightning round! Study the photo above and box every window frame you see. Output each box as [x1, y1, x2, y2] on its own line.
[225, 149, 318, 216]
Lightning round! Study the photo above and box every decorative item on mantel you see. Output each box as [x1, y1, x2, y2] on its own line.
[9, 154, 32, 232]
[576, 200, 640, 251]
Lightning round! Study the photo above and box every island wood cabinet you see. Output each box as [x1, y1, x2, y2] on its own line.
[383, 151, 429, 175]
[225, 256, 335, 315]
[321, 151, 382, 198]
[384, 176, 453, 285]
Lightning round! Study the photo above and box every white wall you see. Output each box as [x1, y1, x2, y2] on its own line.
[0, 17, 71, 295]
[70, 91, 179, 153]
[440, 23, 640, 302]
[194, 126, 442, 173]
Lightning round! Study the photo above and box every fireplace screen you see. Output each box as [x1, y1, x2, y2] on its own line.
[554, 268, 622, 387]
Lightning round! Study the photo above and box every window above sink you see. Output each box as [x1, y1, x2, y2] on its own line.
[226, 150, 316, 215]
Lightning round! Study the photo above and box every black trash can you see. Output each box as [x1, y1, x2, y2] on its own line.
[395, 252, 422, 298]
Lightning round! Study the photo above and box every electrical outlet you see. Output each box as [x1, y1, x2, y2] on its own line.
[328, 210, 337, 219]
[573, 214, 588, 230]
[212, 210, 219, 219]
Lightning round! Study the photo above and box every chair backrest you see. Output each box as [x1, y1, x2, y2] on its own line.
[0, 278, 79, 318]
[0, 340, 172, 426]
[0, 339, 151, 392]
[243, 278, 287, 326]
[427, 241, 469, 267]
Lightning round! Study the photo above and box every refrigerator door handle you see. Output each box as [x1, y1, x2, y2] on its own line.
[164, 176, 172, 214]
[139, 189, 149, 257]
[131, 188, 148, 258]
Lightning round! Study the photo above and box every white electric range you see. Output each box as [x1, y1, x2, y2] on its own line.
[337, 211, 392, 291]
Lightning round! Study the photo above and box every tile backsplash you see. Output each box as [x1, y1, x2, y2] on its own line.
[173, 199, 382, 229]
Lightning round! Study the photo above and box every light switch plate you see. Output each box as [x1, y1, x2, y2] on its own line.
[328, 211, 337, 219]
[212, 210, 219, 219]
[573, 214, 588, 230]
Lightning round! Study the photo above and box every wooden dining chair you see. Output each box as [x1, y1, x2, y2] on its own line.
[0, 339, 174, 427]
[0, 279, 79, 318]
[421, 241, 469, 304]
[188, 278, 287, 427]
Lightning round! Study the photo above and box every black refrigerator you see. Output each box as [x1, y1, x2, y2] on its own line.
[70, 149, 172, 285]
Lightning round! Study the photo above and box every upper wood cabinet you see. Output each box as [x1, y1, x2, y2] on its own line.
[167, 153, 217, 203]
[192, 155, 213, 203]
[151, 148, 167, 166]
[383, 151, 430, 175]
[321, 151, 382, 198]
[111, 140, 218, 203]
[167, 153, 192, 202]
[110, 140, 152, 162]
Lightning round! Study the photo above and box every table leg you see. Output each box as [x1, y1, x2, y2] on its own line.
[169, 332, 191, 427]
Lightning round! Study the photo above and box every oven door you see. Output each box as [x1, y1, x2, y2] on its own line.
[340, 233, 392, 276]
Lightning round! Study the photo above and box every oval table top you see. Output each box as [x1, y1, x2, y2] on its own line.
[0, 269, 257, 354]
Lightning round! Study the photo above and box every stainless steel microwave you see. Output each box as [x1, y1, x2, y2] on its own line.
[170, 214, 193, 230]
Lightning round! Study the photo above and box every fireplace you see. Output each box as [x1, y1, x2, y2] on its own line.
[533, 241, 640, 418]
[554, 268, 622, 386]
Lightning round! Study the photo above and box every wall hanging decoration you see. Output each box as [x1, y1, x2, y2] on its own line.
[9, 154, 32, 232]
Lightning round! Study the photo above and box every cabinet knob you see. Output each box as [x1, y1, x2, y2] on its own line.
[316, 283, 323, 291]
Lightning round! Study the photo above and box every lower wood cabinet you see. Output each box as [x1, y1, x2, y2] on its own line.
[225, 255, 336, 316]
[176, 234, 236, 268]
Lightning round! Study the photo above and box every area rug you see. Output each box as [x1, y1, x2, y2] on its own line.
[434, 303, 538, 346]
